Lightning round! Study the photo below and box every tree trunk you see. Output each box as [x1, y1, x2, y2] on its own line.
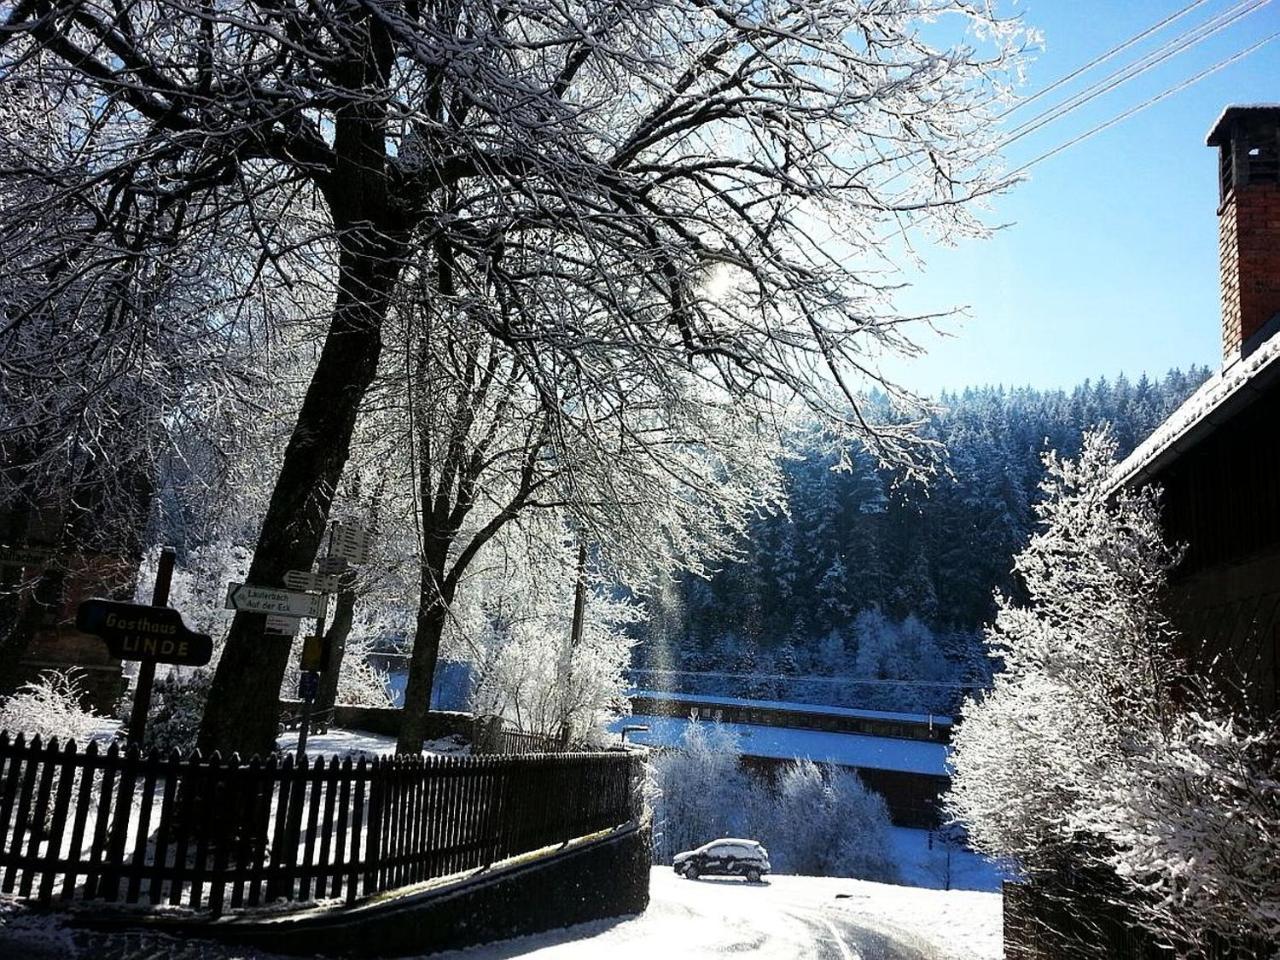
[314, 578, 357, 715]
[396, 590, 449, 754]
[199, 227, 401, 757]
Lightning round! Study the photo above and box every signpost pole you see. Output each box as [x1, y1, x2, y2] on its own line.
[295, 604, 325, 761]
[127, 547, 175, 745]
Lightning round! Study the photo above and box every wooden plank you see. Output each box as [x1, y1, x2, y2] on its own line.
[3, 735, 45, 893]
[329, 757, 352, 900]
[362, 757, 384, 895]
[230, 755, 262, 910]
[18, 738, 60, 897]
[315, 757, 338, 899]
[61, 742, 99, 901]
[166, 752, 199, 907]
[0, 734, 25, 853]
[346, 760, 367, 904]
[188, 753, 218, 909]
[208, 755, 238, 917]
[244, 754, 277, 908]
[124, 755, 160, 903]
[84, 742, 120, 900]
[147, 752, 180, 907]
[37, 740, 80, 902]
[99, 744, 140, 903]
[265, 754, 296, 903]
[299, 756, 324, 900]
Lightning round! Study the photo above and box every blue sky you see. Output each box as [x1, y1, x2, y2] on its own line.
[883, 0, 1280, 395]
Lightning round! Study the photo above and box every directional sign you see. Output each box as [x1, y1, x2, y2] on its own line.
[315, 556, 349, 576]
[0, 545, 56, 570]
[225, 583, 325, 619]
[283, 570, 339, 594]
[75, 599, 213, 667]
[328, 522, 371, 565]
[265, 614, 300, 636]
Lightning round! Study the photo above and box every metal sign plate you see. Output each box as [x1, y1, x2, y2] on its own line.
[265, 614, 301, 636]
[283, 570, 339, 594]
[0, 545, 56, 570]
[225, 583, 326, 618]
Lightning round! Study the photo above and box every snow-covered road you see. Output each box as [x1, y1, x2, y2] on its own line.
[427, 870, 1000, 960]
[0, 869, 1001, 959]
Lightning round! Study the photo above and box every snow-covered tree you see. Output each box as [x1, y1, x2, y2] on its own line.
[2, 0, 1029, 757]
[948, 430, 1181, 873]
[648, 721, 768, 864]
[949, 430, 1280, 953]
[770, 760, 898, 882]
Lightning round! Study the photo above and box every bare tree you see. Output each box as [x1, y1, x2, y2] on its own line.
[2, 0, 1026, 756]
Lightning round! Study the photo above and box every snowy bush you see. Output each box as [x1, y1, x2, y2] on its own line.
[648, 722, 899, 881]
[143, 670, 211, 755]
[770, 760, 898, 882]
[0, 669, 109, 744]
[648, 721, 769, 863]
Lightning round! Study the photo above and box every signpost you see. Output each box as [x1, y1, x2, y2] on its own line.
[224, 583, 326, 619]
[74, 548, 213, 743]
[0, 545, 55, 571]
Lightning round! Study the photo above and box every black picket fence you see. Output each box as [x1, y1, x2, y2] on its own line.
[481, 729, 571, 756]
[0, 731, 639, 918]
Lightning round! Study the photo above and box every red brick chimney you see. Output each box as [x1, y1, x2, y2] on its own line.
[1208, 106, 1280, 361]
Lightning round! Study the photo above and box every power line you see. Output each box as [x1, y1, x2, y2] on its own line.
[999, 0, 1272, 151]
[1008, 28, 1280, 178]
[1001, 0, 1218, 119]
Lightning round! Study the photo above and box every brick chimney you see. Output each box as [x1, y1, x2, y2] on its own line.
[1208, 106, 1280, 362]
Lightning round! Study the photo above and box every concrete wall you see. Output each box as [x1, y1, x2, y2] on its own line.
[78, 823, 652, 958]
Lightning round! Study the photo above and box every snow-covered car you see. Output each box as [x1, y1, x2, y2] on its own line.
[673, 839, 770, 882]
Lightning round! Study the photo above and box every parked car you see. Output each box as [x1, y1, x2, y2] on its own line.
[673, 839, 770, 882]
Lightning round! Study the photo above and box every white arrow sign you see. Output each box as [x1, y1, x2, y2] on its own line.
[283, 570, 339, 594]
[225, 583, 326, 618]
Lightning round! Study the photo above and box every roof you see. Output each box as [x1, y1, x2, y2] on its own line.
[1111, 328, 1280, 490]
[610, 714, 951, 776]
[1206, 104, 1280, 146]
[629, 690, 953, 726]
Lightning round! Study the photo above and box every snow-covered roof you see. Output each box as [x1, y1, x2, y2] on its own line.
[629, 689, 953, 726]
[612, 714, 950, 776]
[1111, 328, 1280, 490]
[1206, 104, 1280, 145]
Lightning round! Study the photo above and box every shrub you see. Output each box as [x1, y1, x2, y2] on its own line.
[0, 669, 109, 743]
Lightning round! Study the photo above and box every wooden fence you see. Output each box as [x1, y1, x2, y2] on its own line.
[0, 732, 639, 918]
[480, 729, 571, 756]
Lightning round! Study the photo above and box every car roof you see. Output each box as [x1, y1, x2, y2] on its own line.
[700, 838, 764, 850]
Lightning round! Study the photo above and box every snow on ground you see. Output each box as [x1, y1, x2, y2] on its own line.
[888, 828, 1005, 892]
[426, 867, 1003, 960]
[274, 728, 470, 759]
[612, 714, 950, 775]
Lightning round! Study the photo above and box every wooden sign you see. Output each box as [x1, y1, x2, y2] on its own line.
[283, 569, 339, 594]
[225, 583, 326, 618]
[315, 555, 348, 576]
[0, 545, 56, 570]
[75, 599, 213, 667]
